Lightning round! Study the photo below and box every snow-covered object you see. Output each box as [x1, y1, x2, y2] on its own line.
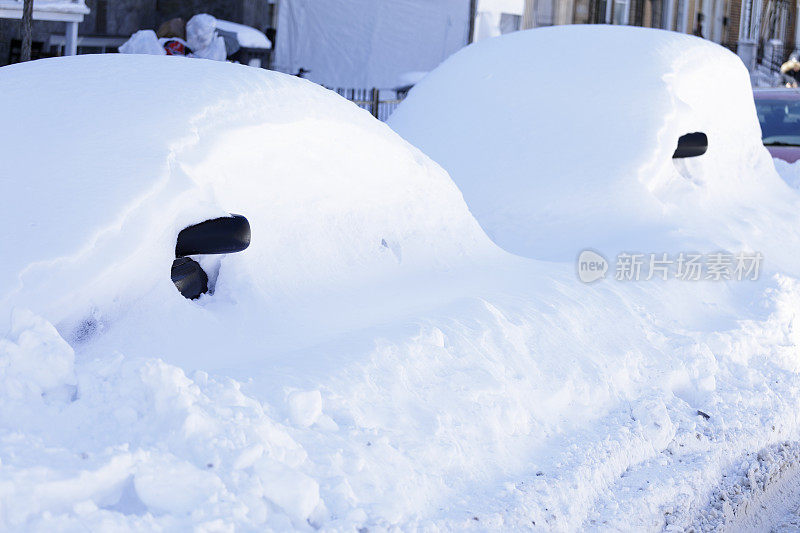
[119, 30, 165, 56]
[390, 26, 800, 266]
[216, 19, 272, 49]
[185, 14, 227, 61]
[274, 0, 470, 87]
[120, 16, 228, 60]
[6, 45, 800, 532]
[0, 54, 489, 337]
[186, 13, 217, 52]
[190, 34, 227, 61]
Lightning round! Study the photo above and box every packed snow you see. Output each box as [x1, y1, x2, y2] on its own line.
[3, 27, 800, 531]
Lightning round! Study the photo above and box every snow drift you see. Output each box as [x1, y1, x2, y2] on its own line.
[0, 54, 491, 339]
[3, 34, 800, 531]
[390, 25, 800, 266]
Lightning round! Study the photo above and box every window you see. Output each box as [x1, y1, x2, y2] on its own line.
[499, 13, 522, 33]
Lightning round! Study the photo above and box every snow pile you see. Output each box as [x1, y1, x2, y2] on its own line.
[215, 19, 271, 49]
[120, 14, 228, 61]
[185, 14, 226, 61]
[0, 53, 501, 529]
[0, 54, 489, 337]
[774, 157, 800, 189]
[4, 32, 800, 530]
[118, 30, 166, 55]
[0, 324, 322, 529]
[390, 25, 800, 266]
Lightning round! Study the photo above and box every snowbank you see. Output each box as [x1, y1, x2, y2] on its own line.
[390, 25, 800, 267]
[0, 53, 507, 529]
[4, 35, 800, 531]
[0, 54, 490, 336]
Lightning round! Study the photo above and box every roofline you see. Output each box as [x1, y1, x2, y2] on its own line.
[0, 2, 89, 23]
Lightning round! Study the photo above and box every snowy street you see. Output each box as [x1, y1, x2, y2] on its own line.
[5, 5, 800, 532]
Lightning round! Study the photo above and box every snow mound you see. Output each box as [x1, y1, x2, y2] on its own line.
[390, 25, 800, 266]
[5, 40, 800, 532]
[0, 54, 491, 335]
[216, 19, 272, 49]
[773, 157, 800, 189]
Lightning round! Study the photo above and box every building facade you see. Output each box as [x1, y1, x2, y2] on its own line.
[514, 0, 798, 73]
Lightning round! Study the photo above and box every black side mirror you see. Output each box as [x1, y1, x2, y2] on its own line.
[171, 257, 209, 300]
[172, 215, 250, 299]
[176, 214, 251, 257]
[673, 132, 708, 159]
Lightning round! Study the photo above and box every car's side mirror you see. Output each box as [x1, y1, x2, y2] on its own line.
[175, 214, 251, 257]
[171, 257, 209, 300]
[172, 215, 250, 299]
[673, 132, 708, 158]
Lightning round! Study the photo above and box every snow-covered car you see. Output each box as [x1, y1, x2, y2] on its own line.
[754, 87, 800, 163]
[389, 25, 795, 264]
[5, 28, 800, 532]
[0, 53, 504, 529]
[0, 54, 487, 342]
[171, 214, 251, 299]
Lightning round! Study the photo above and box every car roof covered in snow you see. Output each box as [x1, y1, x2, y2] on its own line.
[389, 25, 800, 267]
[0, 54, 490, 331]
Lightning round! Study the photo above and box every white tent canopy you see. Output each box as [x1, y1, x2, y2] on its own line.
[472, 0, 524, 42]
[273, 0, 470, 88]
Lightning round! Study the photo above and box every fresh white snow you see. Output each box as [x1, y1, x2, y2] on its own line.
[390, 25, 800, 266]
[215, 19, 272, 50]
[2, 27, 800, 531]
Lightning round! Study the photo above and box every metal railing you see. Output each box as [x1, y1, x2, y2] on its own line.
[332, 87, 406, 122]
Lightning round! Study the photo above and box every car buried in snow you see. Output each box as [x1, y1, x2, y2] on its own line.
[171, 214, 251, 299]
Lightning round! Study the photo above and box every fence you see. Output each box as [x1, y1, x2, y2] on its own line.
[267, 66, 409, 121]
[759, 41, 787, 74]
[332, 87, 406, 122]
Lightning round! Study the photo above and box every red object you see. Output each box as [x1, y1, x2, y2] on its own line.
[163, 39, 186, 56]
